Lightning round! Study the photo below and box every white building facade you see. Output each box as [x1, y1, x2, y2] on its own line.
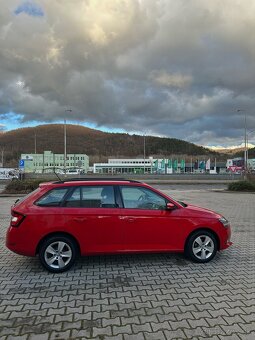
[93, 158, 153, 174]
[20, 151, 89, 173]
[93, 158, 187, 174]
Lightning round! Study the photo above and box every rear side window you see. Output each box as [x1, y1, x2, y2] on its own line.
[81, 186, 116, 208]
[35, 188, 69, 207]
[63, 185, 117, 208]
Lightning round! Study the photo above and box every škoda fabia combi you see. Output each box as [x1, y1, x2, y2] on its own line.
[6, 179, 232, 272]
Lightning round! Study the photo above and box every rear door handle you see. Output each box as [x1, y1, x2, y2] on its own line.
[74, 217, 87, 222]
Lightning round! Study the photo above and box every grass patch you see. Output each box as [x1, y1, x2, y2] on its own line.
[3, 179, 52, 194]
[228, 180, 255, 192]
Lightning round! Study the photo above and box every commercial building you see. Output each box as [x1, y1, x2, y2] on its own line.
[20, 151, 89, 173]
[248, 159, 255, 171]
[93, 158, 153, 174]
[226, 157, 255, 173]
[93, 158, 226, 174]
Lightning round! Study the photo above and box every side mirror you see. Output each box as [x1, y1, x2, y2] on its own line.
[166, 202, 176, 210]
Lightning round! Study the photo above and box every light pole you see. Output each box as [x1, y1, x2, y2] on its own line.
[64, 109, 72, 173]
[237, 109, 247, 176]
[34, 132, 37, 154]
[64, 119, 66, 173]
[1, 148, 3, 168]
[247, 129, 255, 167]
[143, 134, 146, 174]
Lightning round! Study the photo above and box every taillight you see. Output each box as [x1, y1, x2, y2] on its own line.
[11, 211, 25, 227]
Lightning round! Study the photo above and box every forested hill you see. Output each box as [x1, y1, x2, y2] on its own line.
[0, 124, 219, 166]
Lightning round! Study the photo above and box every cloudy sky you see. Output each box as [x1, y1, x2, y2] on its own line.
[0, 0, 255, 147]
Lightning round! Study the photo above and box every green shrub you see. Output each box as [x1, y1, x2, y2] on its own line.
[228, 180, 255, 192]
[3, 179, 52, 194]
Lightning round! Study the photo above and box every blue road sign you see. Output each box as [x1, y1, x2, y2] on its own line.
[19, 160, 24, 167]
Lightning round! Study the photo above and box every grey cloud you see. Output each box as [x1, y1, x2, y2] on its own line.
[0, 0, 255, 147]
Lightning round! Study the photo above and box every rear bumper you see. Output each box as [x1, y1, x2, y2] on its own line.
[6, 242, 35, 257]
[6, 227, 36, 256]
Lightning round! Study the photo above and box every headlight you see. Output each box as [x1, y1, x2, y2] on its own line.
[219, 217, 230, 228]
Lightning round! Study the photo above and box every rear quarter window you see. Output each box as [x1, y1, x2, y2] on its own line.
[35, 188, 69, 207]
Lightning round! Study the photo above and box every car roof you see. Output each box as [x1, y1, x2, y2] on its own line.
[54, 178, 141, 184]
[39, 178, 149, 188]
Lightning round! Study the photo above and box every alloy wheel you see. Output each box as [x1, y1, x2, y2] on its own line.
[44, 241, 72, 270]
[192, 235, 215, 260]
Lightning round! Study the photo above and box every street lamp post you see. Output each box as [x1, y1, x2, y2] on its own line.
[1, 149, 4, 168]
[143, 134, 146, 174]
[34, 132, 37, 154]
[64, 119, 66, 173]
[64, 109, 72, 174]
[244, 113, 247, 172]
[237, 109, 247, 176]
[247, 129, 255, 168]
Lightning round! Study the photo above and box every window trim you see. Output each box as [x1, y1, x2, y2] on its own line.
[62, 184, 119, 209]
[34, 187, 71, 207]
[119, 185, 168, 210]
[61, 186, 82, 207]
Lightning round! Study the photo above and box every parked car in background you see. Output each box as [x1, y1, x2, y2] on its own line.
[6, 179, 232, 272]
[65, 168, 82, 175]
[0, 168, 19, 180]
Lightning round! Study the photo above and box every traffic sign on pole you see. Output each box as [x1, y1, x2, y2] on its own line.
[19, 160, 24, 168]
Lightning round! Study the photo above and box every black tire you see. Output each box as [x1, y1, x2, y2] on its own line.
[185, 230, 217, 263]
[39, 235, 77, 273]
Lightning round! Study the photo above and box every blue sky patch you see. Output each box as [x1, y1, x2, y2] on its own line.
[14, 2, 44, 17]
[1, 111, 126, 134]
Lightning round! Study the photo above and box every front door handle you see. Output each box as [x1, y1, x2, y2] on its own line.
[119, 216, 135, 222]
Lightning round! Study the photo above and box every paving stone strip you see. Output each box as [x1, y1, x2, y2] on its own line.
[0, 190, 254, 339]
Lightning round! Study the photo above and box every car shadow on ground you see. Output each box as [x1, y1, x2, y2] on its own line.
[6, 249, 233, 277]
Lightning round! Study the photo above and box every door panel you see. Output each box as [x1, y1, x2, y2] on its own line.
[64, 207, 122, 254]
[119, 186, 182, 251]
[63, 185, 123, 254]
[120, 208, 183, 251]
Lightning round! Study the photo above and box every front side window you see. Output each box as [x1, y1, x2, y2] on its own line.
[120, 186, 167, 210]
[35, 188, 69, 207]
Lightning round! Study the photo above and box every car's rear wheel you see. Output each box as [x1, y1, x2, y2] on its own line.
[185, 230, 217, 263]
[39, 235, 77, 272]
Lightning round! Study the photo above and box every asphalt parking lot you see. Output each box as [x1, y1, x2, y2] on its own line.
[0, 188, 254, 339]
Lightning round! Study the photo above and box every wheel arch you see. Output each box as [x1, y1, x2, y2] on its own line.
[184, 227, 220, 252]
[36, 232, 81, 255]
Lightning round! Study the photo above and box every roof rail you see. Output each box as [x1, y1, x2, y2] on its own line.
[53, 178, 141, 184]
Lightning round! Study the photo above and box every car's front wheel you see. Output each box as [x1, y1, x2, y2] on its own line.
[39, 235, 78, 272]
[185, 230, 217, 263]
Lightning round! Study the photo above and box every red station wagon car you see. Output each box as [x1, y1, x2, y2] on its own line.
[6, 179, 232, 272]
